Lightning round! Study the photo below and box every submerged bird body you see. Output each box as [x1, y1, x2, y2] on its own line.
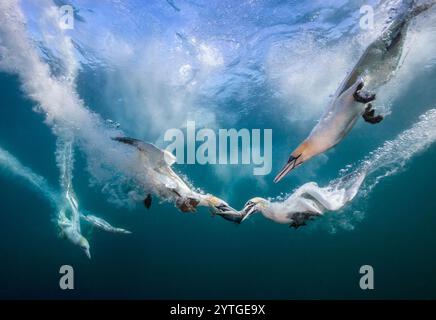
[113, 137, 205, 212]
[305, 79, 366, 156]
[57, 187, 91, 258]
[274, 0, 435, 183]
[113, 137, 243, 220]
[58, 209, 91, 259]
[245, 173, 365, 228]
[59, 223, 91, 258]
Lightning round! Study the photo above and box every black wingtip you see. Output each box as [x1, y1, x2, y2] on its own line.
[112, 136, 140, 145]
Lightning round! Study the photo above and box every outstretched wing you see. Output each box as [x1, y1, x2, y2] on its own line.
[112, 137, 177, 168]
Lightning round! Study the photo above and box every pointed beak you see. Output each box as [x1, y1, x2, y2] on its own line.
[273, 154, 302, 183]
[241, 204, 257, 222]
[84, 248, 91, 259]
[212, 203, 245, 224]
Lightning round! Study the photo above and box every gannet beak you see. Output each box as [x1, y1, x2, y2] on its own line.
[84, 248, 91, 259]
[273, 154, 302, 183]
[81, 239, 91, 259]
[212, 203, 245, 224]
[241, 204, 257, 222]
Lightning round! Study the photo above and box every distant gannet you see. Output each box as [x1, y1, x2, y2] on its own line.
[58, 159, 134, 259]
[58, 187, 133, 258]
[243, 173, 365, 228]
[274, 0, 435, 183]
[58, 187, 91, 258]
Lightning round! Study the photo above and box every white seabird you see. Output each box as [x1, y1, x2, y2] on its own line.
[58, 186, 91, 259]
[112, 137, 245, 222]
[274, 0, 435, 183]
[243, 173, 365, 228]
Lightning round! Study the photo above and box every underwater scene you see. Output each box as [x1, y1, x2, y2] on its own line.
[0, 0, 436, 299]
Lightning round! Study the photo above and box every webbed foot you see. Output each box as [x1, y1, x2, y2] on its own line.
[362, 104, 384, 124]
[354, 83, 376, 103]
[143, 194, 152, 209]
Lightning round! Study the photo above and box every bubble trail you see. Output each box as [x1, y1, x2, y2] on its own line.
[0, 146, 59, 208]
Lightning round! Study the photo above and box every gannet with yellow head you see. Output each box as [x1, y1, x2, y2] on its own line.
[244, 173, 365, 228]
[274, 0, 435, 183]
[113, 137, 245, 221]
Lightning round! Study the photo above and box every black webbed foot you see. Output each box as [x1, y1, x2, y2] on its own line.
[353, 80, 376, 103]
[354, 89, 376, 104]
[290, 221, 307, 229]
[362, 104, 384, 124]
[143, 194, 152, 209]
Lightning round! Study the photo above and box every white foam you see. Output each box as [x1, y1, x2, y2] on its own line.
[353, 108, 436, 191]
[0, 0, 153, 206]
[266, 0, 436, 122]
[323, 107, 436, 230]
[270, 107, 436, 232]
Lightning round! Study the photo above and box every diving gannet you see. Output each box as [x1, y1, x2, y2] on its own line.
[56, 140, 92, 258]
[244, 173, 365, 228]
[113, 137, 244, 221]
[274, 0, 435, 183]
[58, 187, 91, 258]
[58, 186, 132, 257]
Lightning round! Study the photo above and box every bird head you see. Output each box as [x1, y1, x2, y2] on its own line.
[79, 236, 91, 259]
[242, 197, 268, 221]
[273, 142, 309, 183]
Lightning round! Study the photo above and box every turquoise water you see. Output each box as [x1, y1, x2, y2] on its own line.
[1, 0, 436, 299]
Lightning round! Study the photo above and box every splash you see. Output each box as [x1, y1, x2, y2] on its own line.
[0, 0, 151, 206]
[349, 108, 436, 191]
[264, 107, 436, 232]
[324, 107, 436, 231]
[1, 0, 435, 238]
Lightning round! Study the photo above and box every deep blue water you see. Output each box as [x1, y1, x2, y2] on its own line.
[1, 0, 436, 299]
